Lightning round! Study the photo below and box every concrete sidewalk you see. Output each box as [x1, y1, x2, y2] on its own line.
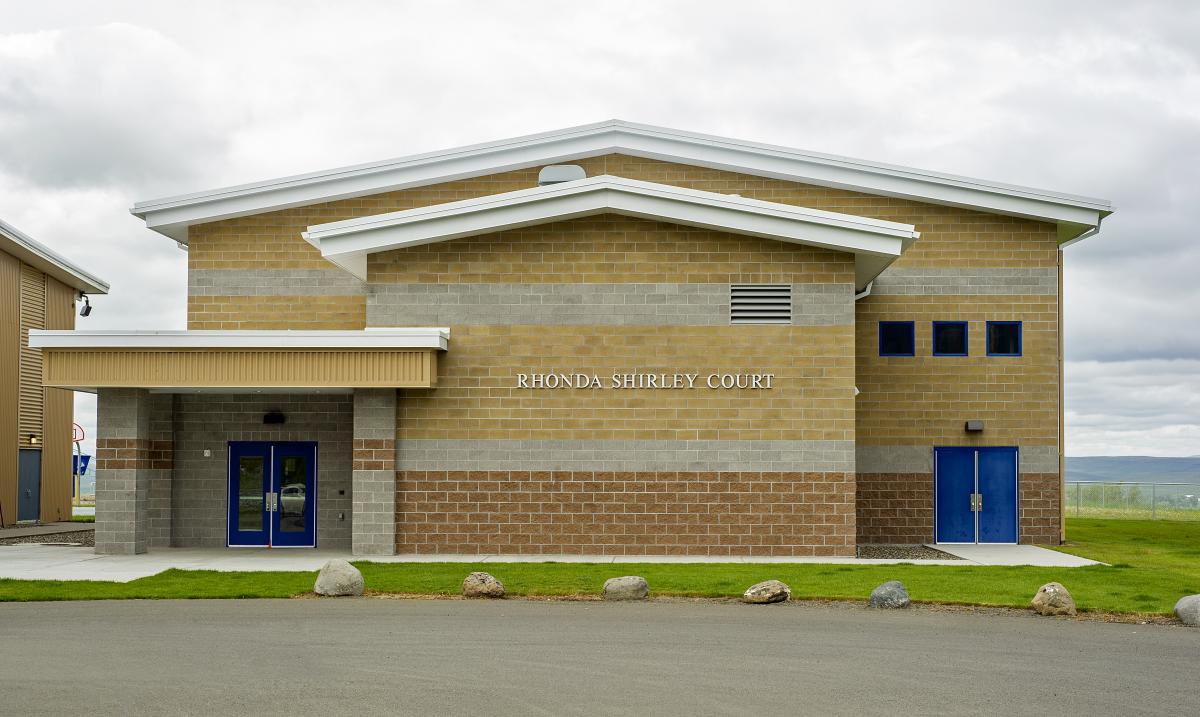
[0, 543, 1099, 583]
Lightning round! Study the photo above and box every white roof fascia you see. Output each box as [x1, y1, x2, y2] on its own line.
[0, 219, 111, 294]
[28, 328, 450, 351]
[301, 176, 919, 290]
[131, 120, 1112, 244]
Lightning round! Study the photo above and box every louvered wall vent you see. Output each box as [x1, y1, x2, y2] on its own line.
[730, 284, 792, 324]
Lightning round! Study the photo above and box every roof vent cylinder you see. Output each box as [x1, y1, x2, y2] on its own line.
[538, 165, 587, 186]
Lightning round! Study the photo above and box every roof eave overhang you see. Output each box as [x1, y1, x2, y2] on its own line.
[0, 219, 110, 294]
[301, 176, 917, 291]
[130, 120, 1112, 246]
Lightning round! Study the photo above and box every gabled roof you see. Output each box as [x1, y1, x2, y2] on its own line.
[131, 120, 1112, 244]
[0, 219, 109, 294]
[301, 175, 920, 290]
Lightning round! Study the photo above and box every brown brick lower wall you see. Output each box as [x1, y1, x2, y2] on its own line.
[1019, 472, 1061, 545]
[95, 438, 173, 470]
[353, 438, 395, 471]
[856, 472, 1062, 545]
[396, 471, 855, 557]
[856, 473, 934, 544]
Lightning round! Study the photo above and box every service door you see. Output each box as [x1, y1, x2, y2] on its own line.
[935, 447, 1019, 544]
[17, 449, 42, 522]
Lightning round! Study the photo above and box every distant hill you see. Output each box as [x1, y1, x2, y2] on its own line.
[1067, 456, 1200, 483]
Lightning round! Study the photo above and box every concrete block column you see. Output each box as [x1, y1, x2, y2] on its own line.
[352, 389, 397, 555]
[94, 388, 156, 554]
[145, 394, 175, 548]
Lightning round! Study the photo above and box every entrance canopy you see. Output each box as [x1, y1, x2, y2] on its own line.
[301, 175, 920, 290]
[28, 329, 448, 392]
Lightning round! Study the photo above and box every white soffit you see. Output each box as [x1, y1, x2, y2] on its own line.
[28, 328, 450, 351]
[0, 218, 110, 295]
[301, 175, 919, 289]
[131, 120, 1113, 244]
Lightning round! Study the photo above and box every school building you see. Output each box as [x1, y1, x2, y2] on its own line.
[29, 121, 1112, 556]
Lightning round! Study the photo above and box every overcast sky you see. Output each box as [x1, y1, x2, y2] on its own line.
[2, 1, 1197, 457]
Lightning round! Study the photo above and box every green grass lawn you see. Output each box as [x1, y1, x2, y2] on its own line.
[2, 518, 1197, 614]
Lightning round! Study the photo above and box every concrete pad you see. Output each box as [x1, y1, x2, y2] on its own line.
[927, 544, 1102, 567]
[0, 522, 94, 539]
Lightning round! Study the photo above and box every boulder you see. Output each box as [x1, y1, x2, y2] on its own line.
[869, 580, 911, 609]
[462, 571, 505, 599]
[1173, 594, 1200, 626]
[742, 580, 791, 604]
[1031, 582, 1077, 616]
[603, 576, 649, 601]
[314, 559, 364, 597]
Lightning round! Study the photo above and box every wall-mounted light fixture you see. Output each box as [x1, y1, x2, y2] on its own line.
[79, 294, 92, 317]
[263, 410, 286, 425]
[28, 434, 40, 445]
[965, 420, 985, 433]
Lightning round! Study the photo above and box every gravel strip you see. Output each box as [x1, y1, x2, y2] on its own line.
[856, 544, 962, 560]
[0, 531, 96, 547]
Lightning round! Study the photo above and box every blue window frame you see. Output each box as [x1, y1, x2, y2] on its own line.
[878, 321, 915, 357]
[986, 321, 1022, 356]
[932, 321, 969, 356]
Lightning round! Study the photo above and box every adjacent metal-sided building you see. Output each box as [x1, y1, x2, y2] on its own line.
[0, 219, 108, 526]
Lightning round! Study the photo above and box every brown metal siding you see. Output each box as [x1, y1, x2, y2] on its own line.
[40, 277, 75, 522]
[0, 251, 18, 526]
[18, 264, 46, 446]
[42, 348, 439, 389]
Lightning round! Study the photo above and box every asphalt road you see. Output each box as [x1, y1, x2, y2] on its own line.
[0, 599, 1193, 715]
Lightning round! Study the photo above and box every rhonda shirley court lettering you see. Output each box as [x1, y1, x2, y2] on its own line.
[515, 372, 776, 390]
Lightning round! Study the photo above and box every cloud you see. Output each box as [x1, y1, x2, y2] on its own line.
[0, 22, 234, 191]
[1066, 360, 1200, 456]
[1, 1, 1196, 455]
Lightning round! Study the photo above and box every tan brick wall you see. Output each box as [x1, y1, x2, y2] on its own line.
[369, 215, 853, 285]
[397, 470, 855, 557]
[184, 153, 1057, 329]
[187, 295, 365, 330]
[398, 324, 854, 442]
[855, 294, 1059, 446]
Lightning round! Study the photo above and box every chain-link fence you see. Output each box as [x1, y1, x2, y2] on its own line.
[1065, 481, 1200, 520]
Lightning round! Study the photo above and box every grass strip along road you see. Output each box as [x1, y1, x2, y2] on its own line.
[2, 519, 1197, 615]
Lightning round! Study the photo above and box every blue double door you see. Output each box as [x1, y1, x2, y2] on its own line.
[935, 447, 1019, 544]
[228, 442, 317, 547]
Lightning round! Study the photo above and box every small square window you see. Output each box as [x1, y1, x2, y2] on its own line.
[933, 321, 968, 356]
[879, 321, 915, 356]
[987, 321, 1022, 356]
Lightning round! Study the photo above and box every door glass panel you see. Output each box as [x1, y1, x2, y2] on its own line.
[278, 456, 307, 533]
[237, 456, 265, 531]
